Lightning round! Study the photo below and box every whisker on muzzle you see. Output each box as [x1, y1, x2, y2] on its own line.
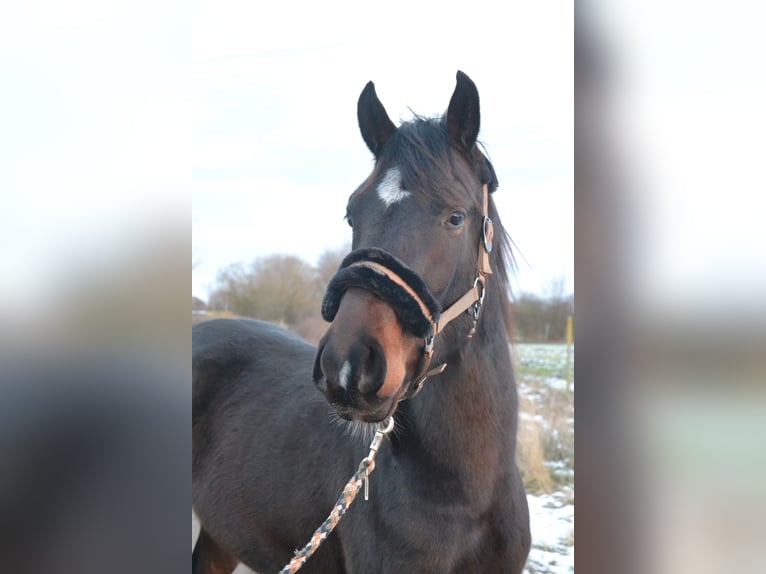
[327, 411, 396, 445]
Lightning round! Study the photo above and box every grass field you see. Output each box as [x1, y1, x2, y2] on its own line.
[514, 343, 574, 574]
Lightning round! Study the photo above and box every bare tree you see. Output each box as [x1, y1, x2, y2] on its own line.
[512, 278, 573, 342]
[316, 244, 351, 289]
[209, 255, 323, 325]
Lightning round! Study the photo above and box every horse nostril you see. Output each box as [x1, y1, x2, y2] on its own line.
[312, 344, 329, 392]
[315, 343, 353, 397]
[358, 342, 386, 395]
[313, 339, 387, 398]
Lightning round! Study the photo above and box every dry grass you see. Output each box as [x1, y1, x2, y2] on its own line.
[191, 311, 328, 345]
[514, 344, 574, 495]
[518, 394, 555, 493]
[192, 310, 237, 325]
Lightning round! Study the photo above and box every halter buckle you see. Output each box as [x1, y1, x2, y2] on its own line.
[424, 333, 434, 354]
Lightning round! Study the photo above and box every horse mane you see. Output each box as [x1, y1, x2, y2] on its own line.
[377, 115, 516, 338]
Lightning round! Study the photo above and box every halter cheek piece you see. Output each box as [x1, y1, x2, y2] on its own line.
[322, 184, 494, 399]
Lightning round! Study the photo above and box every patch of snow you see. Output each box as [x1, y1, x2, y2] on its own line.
[525, 492, 574, 574]
[544, 376, 572, 391]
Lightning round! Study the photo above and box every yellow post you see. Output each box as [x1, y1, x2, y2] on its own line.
[565, 315, 573, 393]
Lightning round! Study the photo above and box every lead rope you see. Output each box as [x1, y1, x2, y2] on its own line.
[278, 417, 395, 574]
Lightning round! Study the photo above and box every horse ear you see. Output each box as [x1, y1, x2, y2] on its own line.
[358, 81, 396, 157]
[446, 71, 480, 151]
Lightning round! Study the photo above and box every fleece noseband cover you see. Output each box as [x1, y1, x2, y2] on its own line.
[321, 248, 442, 340]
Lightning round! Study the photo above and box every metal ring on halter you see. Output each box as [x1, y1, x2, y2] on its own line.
[482, 216, 494, 253]
[381, 416, 395, 434]
[473, 275, 486, 308]
[365, 417, 396, 463]
[424, 333, 434, 355]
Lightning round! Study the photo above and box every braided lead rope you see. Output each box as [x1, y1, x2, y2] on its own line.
[278, 417, 395, 574]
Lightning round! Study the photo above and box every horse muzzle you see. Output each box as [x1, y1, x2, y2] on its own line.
[312, 241, 489, 420]
[312, 248, 441, 421]
[312, 286, 424, 422]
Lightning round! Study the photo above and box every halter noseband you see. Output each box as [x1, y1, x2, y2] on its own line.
[322, 184, 494, 399]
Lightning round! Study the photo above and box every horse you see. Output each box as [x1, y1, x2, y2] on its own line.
[192, 71, 531, 573]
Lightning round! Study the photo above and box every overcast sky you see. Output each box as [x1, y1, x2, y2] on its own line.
[192, 0, 574, 301]
[4, 0, 763, 318]
[0, 1, 573, 309]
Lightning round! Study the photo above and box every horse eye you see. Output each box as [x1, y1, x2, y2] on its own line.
[448, 211, 465, 227]
[344, 214, 353, 228]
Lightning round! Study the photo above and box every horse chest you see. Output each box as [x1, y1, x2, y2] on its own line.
[336, 467, 510, 573]
[340, 502, 509, 573]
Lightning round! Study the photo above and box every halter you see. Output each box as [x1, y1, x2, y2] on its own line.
[322, 184, 494, 399]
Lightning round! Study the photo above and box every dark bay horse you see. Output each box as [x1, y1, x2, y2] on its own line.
[193, 71, 530, 573]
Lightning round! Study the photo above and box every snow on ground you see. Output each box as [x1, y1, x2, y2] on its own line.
[526, 490, 574, 573]
[543, 376, 571, 391]
[515, 343, 575, 573]
[514, 343, 574, 389]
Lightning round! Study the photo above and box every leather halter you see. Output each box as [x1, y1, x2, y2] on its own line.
[322, 184, 495, 400]
[405, 182, 494, 397]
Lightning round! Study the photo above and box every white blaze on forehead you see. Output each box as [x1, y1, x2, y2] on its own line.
[339, 360, 352, 389]
[376, 167, 410, 207]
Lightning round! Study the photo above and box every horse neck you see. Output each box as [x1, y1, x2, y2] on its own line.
[400, 280, 518, 474]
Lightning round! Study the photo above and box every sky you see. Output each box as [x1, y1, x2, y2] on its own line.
[0, 1, 573, 310]
[3, 0, 763, 318]
[192, 0, 574, 302]
[1, 2, 190, 311]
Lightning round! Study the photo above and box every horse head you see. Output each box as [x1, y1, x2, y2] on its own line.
[313, 71, 500, 423]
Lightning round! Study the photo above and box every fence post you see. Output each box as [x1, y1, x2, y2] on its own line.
[565, 315, 573, 393]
